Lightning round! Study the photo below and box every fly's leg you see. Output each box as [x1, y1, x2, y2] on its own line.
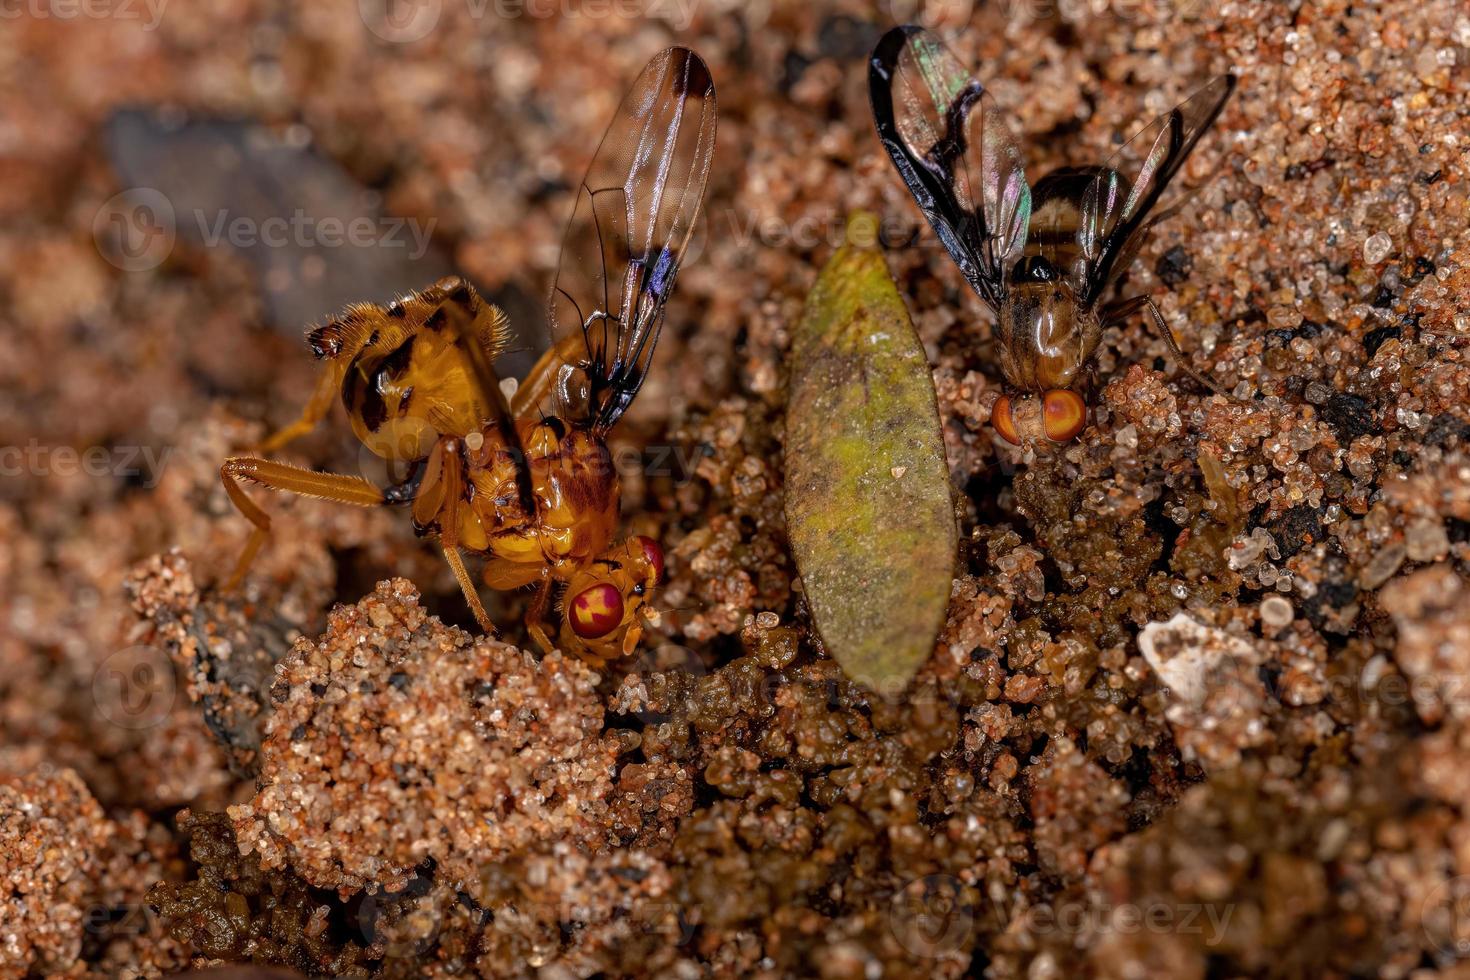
[442, 544, 496, 635]
[428, 437, 499, 636]
[220, 457, 384, 589]
[426, 276, 538, 517]
[1106, 295, 1235, 399]
[525, 568, 556, 655]
[510, 333, 590, 417]
[1141, 296, 1235, 399]
[257, 363, 345, 455]
[1102, 295, 1149, 325]
[484, 558, 557, 651]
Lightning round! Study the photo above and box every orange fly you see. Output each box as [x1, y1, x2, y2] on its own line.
[220, 48, 717, 664]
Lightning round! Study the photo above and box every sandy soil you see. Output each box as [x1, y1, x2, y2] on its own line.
[2, 0, 1470, 976]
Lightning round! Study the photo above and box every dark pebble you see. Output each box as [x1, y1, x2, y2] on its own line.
[1321, 393, 1377, 441]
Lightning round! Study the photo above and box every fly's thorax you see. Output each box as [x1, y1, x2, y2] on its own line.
[345, 327, 493, 459]
[1026, 174, 1093, 277]
[532, 420, 620, 545]
[517, 417, 618, 501]
[996, 279, 1099, 392]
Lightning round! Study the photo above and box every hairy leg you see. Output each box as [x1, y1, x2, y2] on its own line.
[525, 569, 556, 655]
[442, 544, 496, 634]
[220, 456, 384, 588]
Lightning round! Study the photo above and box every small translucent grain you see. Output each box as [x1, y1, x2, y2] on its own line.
[1363, 233, 1393, 265]
[1260, 595, 1294, 632]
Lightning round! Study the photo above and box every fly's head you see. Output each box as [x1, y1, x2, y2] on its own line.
[560, 535, 664, 666]
[989, 388, 1088, 447]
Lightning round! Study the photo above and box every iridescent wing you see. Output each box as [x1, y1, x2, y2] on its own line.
[868, 24, 1031, 312]
[545, 47, 717, 434]
[1079, 75, 1235, 303]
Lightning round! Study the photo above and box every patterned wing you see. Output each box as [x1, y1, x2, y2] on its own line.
[869, 24, 1031, 311]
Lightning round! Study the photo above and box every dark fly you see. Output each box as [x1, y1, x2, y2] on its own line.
[870, 24, 1236, 447]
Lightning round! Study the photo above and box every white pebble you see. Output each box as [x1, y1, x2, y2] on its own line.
[1138, 612, 1254, 707]
[1260, 596, 1294, 631]
[1363, 233, 1393, 265]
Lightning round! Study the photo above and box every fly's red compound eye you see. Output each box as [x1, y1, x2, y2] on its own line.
[569, 583, 625, 639]
[1041, 389, 1087, 442]
[635, 535, 664, 584]
[991, 395, 1021, 446]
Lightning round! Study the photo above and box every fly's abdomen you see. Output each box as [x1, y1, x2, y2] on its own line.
[1021, 166, 1123, 286]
